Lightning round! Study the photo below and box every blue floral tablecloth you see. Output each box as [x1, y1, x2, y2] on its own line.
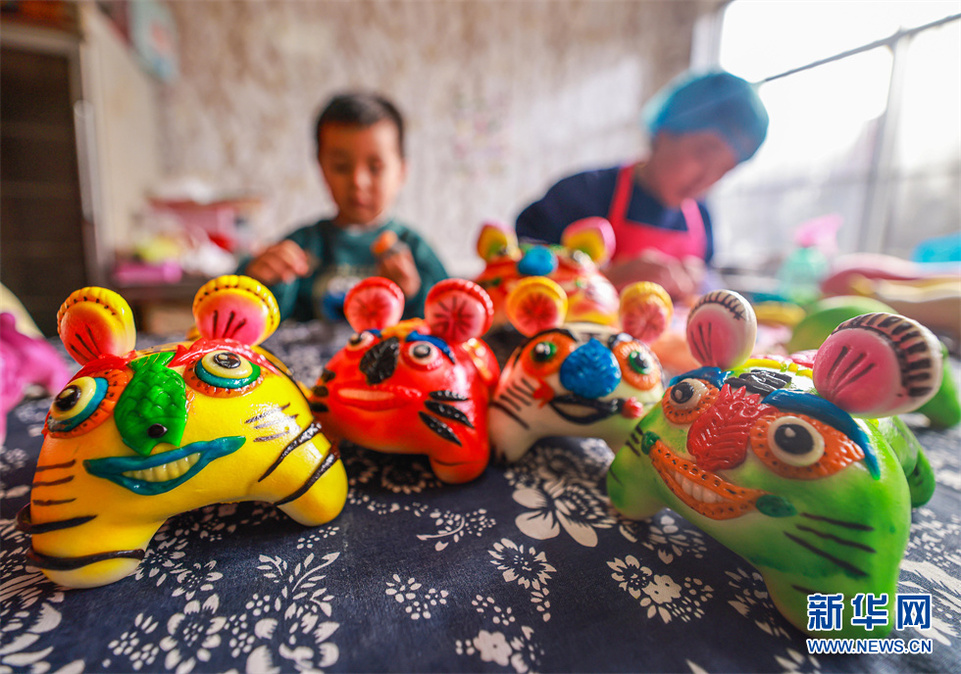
[2, 321, 959, 673]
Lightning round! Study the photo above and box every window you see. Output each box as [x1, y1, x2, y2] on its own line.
[702, 0, 961, 271]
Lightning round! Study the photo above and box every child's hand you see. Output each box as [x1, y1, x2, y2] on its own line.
[376, 248, 421, 298]
[604, 250, 704, 300]
[246, 240, 313, 285]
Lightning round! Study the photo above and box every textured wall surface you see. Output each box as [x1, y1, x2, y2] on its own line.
[160, 0, 707, 276]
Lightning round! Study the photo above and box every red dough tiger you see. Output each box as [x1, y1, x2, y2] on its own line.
[309, 278, 500, 483]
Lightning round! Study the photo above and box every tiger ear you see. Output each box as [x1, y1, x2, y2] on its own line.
[505, 277, 568, 337]
[193, 275, 280, 346]
[424, 279, 494, 344]
[58, 287, 137, 364]
[476, 220, 520, 262]
[813, 313, 943, 417]
[686, 290, 756, 369]
[561, 217, 616, 266]
[343, 277, 405, 332]
[619, 282, 673, 344]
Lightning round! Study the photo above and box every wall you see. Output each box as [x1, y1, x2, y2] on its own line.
[80, 2, 162, 267]
[160, 0, 710, 276]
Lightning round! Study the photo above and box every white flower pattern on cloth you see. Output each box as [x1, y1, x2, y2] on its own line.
[900, 507, 961, 646]
[0, 323, 958, 672]
[107, 613, 162, 671]
[243, 552, 341, 672]
[772, 647, 822, 673]
[384, 575, 450, 620]
[489, 538, 555, 622]
[725, 567, 792, 639]
[608, 555, 714, 623]
[417, 507, 497, 551]
[617, 511, 708, 563]
[0, 524, 74, 674]
[455, 596, 543, 673]
[159, 595, 227, 674]
[513, 479, 614, 547]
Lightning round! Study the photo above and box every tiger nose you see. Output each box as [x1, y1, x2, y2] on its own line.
[517, 246, 557, 276]
[359, 336, 400, 385]
[559, 338, 620, 399]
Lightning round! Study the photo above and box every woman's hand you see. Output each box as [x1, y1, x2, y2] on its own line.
[604, 250, 705, 300]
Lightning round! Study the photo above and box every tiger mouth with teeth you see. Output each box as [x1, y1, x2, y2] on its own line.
[649, 438, 767, 519]
[548, 394, 624, 425]
[84, 436, 246, 496]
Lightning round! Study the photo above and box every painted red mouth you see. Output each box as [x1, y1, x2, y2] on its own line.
[334, 384, 419, 410]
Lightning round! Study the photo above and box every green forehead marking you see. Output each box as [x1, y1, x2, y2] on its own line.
[116, 351, 187, 456]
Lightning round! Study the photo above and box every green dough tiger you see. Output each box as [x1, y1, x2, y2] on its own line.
[607, 290, 939, 637]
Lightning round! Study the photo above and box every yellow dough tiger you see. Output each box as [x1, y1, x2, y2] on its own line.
[17, 275, 347, 588]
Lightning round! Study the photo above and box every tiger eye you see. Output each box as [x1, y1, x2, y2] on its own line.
[532, 342, 556, 362]
[55, 386, 82, 411]
[213, 352, 241, 369]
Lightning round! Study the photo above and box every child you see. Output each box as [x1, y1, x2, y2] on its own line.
[515, 70, 769, 299]
[241, 92, 448, 321]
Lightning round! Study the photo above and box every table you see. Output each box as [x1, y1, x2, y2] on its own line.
[2, 321, 959, 672]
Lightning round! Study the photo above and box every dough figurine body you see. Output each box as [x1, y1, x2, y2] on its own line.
[18, 276, 347, 588]
[607, 290, 940, 637]
[309, 277, 500, 483]
[490, 277, 672, 462]
[474, 218, 620, 328]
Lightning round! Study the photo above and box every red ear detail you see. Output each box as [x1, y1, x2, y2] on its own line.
[343, 277, 405, 332]
[619, 282, 673, 344]
[192, 275, 280, 345]
[686, 290, 756, 369]
[505, 277, 568, 337]
[561, 217, 616, 266]
[476, 220, 519, 261]
[425, 279, 494, 344]
[813, 312, 943, 417]
[57, 287, 137, 364]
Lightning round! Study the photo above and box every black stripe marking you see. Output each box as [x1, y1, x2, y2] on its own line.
[33, 498, 76, 506]
[223, 311, 236, 338]
[425, 401, 473, 428]
[794, 525, 876, 553]
[419, 412, 461, 446]
[26, 547, 144, 571]
[32, 476, 74, 487]
[259, 422, 324, 482]
[800, 512, 873, 531]
[784, 532, 867, 577]
[245, 403, 291, 424]
[430, 390, 469, 402]
[229, 317, 248, 338]
[274, 449, 340, 506]
[490, 401, 530, 430]
[35, 460, 77, 472]
[17, 506, 95, 534]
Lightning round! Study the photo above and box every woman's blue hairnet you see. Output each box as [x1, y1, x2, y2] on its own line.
[643, 70, 769, 163]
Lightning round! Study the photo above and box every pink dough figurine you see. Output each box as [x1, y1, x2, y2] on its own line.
[490, 277, 672, 462]
[1, 312, 72, 444]
[474, 218, 620, 328]
[309, 277, 500, 483]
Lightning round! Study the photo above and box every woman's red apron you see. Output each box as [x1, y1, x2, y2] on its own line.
[607, 163, 707, 263]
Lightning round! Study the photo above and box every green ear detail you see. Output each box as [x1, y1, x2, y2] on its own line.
[115, 352, 188, 456]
